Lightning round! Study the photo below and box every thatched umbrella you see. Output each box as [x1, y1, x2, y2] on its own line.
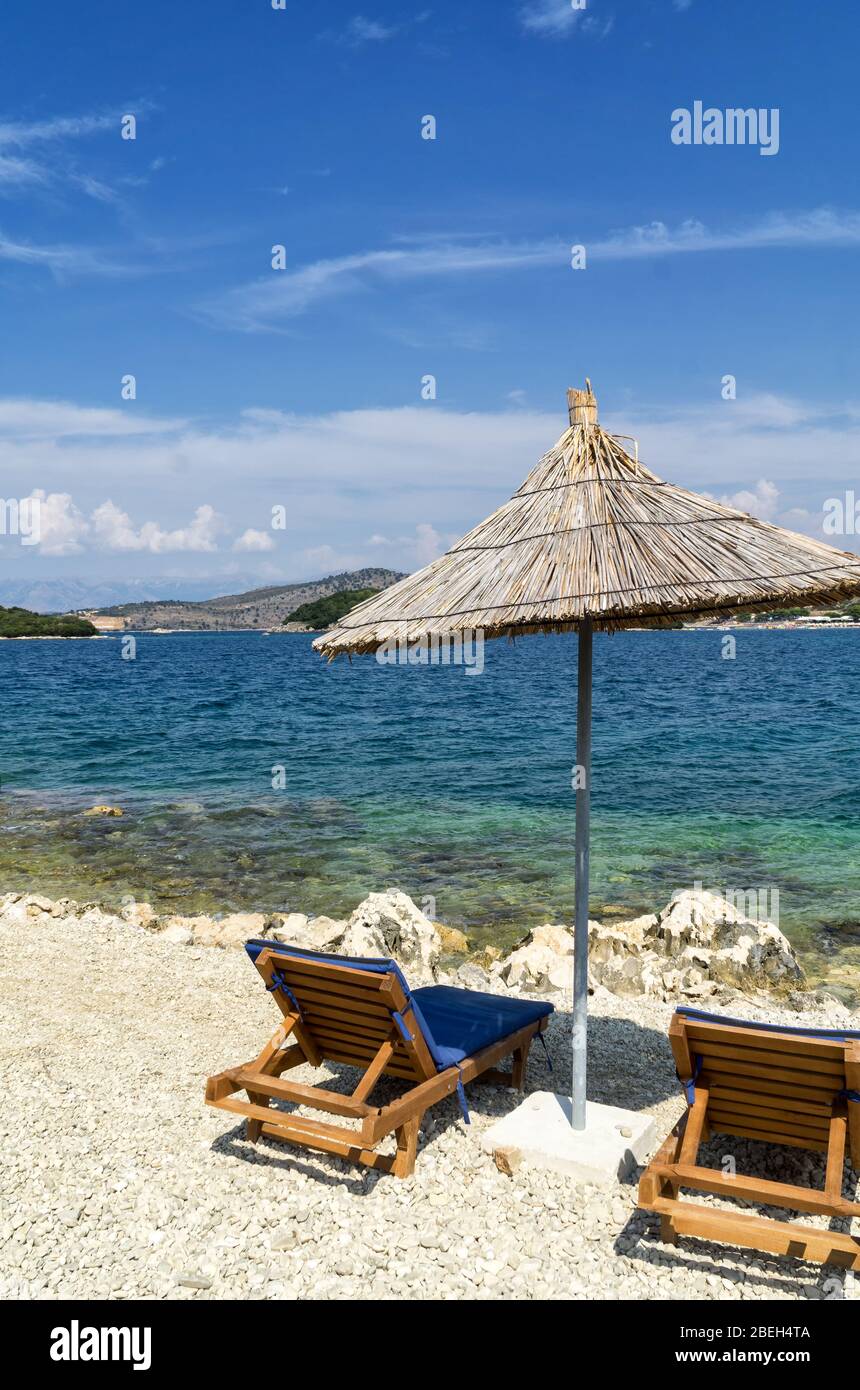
[314, 383, 860, 1129]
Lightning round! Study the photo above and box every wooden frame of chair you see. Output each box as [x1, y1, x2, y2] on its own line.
[638, 1013, 860, 1270]
[205, 946, 548, 1177]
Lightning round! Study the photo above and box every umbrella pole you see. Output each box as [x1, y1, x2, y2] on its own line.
[572, 617, 592, 1129]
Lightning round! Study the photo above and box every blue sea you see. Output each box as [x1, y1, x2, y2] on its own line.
[1, 629, 858, 986]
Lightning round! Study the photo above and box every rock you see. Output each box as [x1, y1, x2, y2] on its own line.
[472, 945, 503, 969]
[435, 924, 469, 955]
[186, 917, 223, 948]
[498, 923, 585, 994]
[342, 891, 441, 981]
[269, 912, 346, 950]
[495, 890, 803, 1002]
[176, 1273, 212, 1290]
[216, 912, 269, 946]
[586, 890, 803, 998]
[121, 901, 159, 930]
[337, 919, 386, 958]
[493, 1147, 522, 1176]
[161, 922, 193, 946]
[158, 911, 213, 945]
[453, 962, 493, 991]
[83, 805, 124, 817]
[270, 911, 309, 943]
[305, 916, 347, 950]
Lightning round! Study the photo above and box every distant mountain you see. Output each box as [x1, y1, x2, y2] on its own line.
[0, 575, 260, 614]
[87, 569, 406, 630]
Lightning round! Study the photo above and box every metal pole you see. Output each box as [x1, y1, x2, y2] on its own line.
[572, 617, 593, 1129]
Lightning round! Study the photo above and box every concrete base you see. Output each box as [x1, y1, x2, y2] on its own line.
[480, 1092, 656, 1188]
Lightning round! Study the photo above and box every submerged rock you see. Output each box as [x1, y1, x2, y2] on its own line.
[435, 923, 469, 955]
[83, 805, 124, 817]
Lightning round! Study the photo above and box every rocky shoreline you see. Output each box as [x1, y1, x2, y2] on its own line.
[1, 884, 851, 1017]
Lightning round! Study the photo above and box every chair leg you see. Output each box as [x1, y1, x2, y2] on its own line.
[246, 1097, 268, 1143]
[392, 1115, 421, 1178]
[511, 1040, 531, 1090]
[245, 1032, 297, 1142]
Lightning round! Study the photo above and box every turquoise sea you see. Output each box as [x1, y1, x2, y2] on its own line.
[1, 629, 858, 988]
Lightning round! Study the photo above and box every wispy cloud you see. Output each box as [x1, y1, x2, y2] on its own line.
[321, 11, 435, 47]
[0, 154, 47, 188]
[0, 111, 120, 150]
[519, 2, 613, 39]
[0, 106, 153, 203]
[319, 14, 400, 46]
[0, 398, 186, 438]
[200, 209, 860, 331]
[593, 209, 860, 259]
[344, 15, 398, 44]
[0, 230, 132, 277]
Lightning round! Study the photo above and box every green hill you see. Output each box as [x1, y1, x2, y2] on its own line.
[285, 588, 380, 629]
[0, 606, 97, 638]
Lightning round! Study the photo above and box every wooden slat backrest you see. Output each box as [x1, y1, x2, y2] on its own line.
[253, 948, 437, 1083]
[672, 1014, 852, 1154]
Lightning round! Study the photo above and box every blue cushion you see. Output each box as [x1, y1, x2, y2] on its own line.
[244, 940, 553, 1071]
[675, 1006, 860, 1042]
[412, 985, 553, 1068]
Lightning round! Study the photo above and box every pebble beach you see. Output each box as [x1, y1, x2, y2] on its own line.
[2, 908, 856, 1302]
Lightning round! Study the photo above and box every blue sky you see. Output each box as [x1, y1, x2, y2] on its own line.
[0, 0, 858, 597]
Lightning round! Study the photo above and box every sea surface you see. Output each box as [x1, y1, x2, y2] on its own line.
[1, 629, 858, 988]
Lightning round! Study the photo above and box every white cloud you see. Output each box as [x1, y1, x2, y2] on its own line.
[233, 527, 275, 552]
[370, 522, 446, 566]
[0, 398, 186, 439]
[520, 2, 582, 36]
[713, 478, 780, 521]
[344, 16, 398, 43]
[5, 392, 859, 575]
[0, 110, 129, 202]
[519, 2, 613, 38]
[0, 155, 47, 188]
[0, 111, 120, 150]
[201, 209, 860, 330]
[22, 490, 89, 556]
[90, 501, 225, 553]
[592, 210, 860, 260]
[0, 230, 143, 278]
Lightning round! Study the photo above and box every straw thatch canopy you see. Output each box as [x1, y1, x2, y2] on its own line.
[314, 383, 860, 655]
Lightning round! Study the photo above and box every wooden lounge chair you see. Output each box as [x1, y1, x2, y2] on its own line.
[638, 1006, 860, 1269]
[205, 941, 553, 1177]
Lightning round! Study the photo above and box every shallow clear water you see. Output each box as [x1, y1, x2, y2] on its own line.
[1, 629, 858, 983]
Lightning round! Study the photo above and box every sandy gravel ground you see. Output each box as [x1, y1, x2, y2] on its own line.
[1, 914, 857, 1301]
